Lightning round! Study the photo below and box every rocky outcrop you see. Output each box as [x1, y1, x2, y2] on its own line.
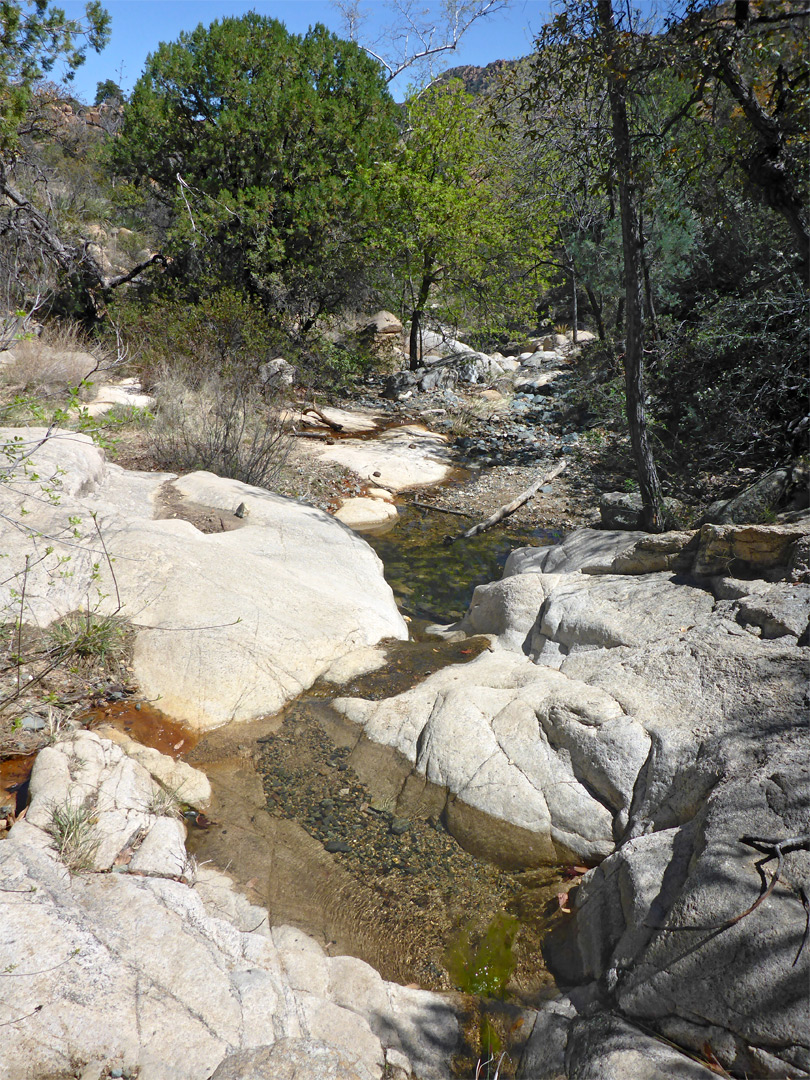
[699, 465, 808, 525]
[335, 526, 809, 1077]
[0, 429, 407, 729]
[0, 733, 461, 1080]
[310, 424, 455, 491]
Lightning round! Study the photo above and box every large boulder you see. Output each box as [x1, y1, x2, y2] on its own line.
[0, 429, 407, 729]
[334, 648, 639, 866]
[336, 526, 809, 1078]
[699, 465, 808, 525]
[360, 310, 403, 338]
[599, 491, 686, 530]
[309, 424, 455, 491]
[0, 733, 462, 1080]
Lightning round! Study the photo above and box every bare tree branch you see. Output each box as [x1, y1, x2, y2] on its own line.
[334, 0, 511, 85]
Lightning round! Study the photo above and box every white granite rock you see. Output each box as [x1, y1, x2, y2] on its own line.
[0, 734, 464, 1080]
[0, 430, 407, 729]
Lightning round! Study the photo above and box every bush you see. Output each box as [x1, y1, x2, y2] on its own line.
[147, 368, 290, 489]
[0, 320, 100, 391]
[109, 287, 287, 390]
[651, 284, 810, 472]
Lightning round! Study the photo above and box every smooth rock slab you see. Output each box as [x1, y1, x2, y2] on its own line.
[311, 425, 455, 491]
[0, 734, 464, 1080]
[0, 431, 407, 729]
[334, 649, 644, 865]
[86, 378, 154, 417]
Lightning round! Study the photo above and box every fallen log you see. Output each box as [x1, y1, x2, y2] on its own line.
[302, 406, 344, 431]
[292, 429, 335, 442]
[444, 459, 567, 544]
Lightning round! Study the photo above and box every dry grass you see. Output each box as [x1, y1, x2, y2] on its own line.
[148, 368, 291, 489]
[1, 322, 101, 391]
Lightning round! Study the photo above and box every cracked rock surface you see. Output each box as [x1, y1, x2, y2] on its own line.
[0, 733, 461, 1080]
[335, 526, 810, 1078]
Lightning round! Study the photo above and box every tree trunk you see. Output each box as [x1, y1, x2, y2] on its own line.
[713, 35, 809, 272]
[615, 296, 624, 333]
[596, 0, 666, 533]
[585, 284, 606, 340]
[639, 208, 660, 341]
[571, 265, 578, 344]
[408, 257, 435, 370]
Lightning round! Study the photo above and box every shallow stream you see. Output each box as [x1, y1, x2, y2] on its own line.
[180, 501, 578, 1062]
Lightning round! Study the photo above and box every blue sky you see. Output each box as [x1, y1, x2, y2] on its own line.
[58, 1, 555, 104]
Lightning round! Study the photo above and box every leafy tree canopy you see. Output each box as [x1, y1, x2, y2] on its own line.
[112, 13, 399, 326]
[93, 77, 122, 104]
[371, 79, 554, 365]
[0, 0, 110, 149]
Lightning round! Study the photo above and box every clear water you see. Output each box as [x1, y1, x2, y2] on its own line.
[366, 505, 563, 624]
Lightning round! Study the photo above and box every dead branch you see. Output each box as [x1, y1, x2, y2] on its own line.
[302, 406, 344, 431]
[291, 429, 335, 441]
[645, 834, 810, 965]
[412, 499, 471, 518]
[444, 459, 568, 543]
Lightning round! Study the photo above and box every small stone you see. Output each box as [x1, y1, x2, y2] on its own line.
[324, 840, 350, 854]
[21, 714, 46, 732]
[111, 1070, 124, 1079]
[390, 817, 410, 836]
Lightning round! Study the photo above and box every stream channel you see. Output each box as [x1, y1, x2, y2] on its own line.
[33, 487, 584, 1074]
[179, 500, 579, 1024]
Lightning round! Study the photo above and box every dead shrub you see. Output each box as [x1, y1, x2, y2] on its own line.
[147, 368, 291, 489]
[1, 322, 99, 391]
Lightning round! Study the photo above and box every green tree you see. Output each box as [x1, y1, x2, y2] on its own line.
[371, 80, 553, 368]
[93, 77, 122, 104]
[112, 13, 399, 328]
[520, 0, 808, 522]
[0, 1, 110, 150]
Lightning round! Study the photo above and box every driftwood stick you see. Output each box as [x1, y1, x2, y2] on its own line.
[302, 406, 343, 431]
[412, 499, 472, 518]
[445, 459, 567, 544]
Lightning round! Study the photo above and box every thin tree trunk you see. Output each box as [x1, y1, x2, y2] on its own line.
[596, 0, 666, 533]
[409, 255, 435, 370]
[585, 284, 606, 340]
[571, 265, 578, 344]
[639, 208, 660, 341]
[713, 35, 809, 271]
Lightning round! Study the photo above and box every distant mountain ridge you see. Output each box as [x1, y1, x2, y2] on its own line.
[437, 57, 524, 95]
